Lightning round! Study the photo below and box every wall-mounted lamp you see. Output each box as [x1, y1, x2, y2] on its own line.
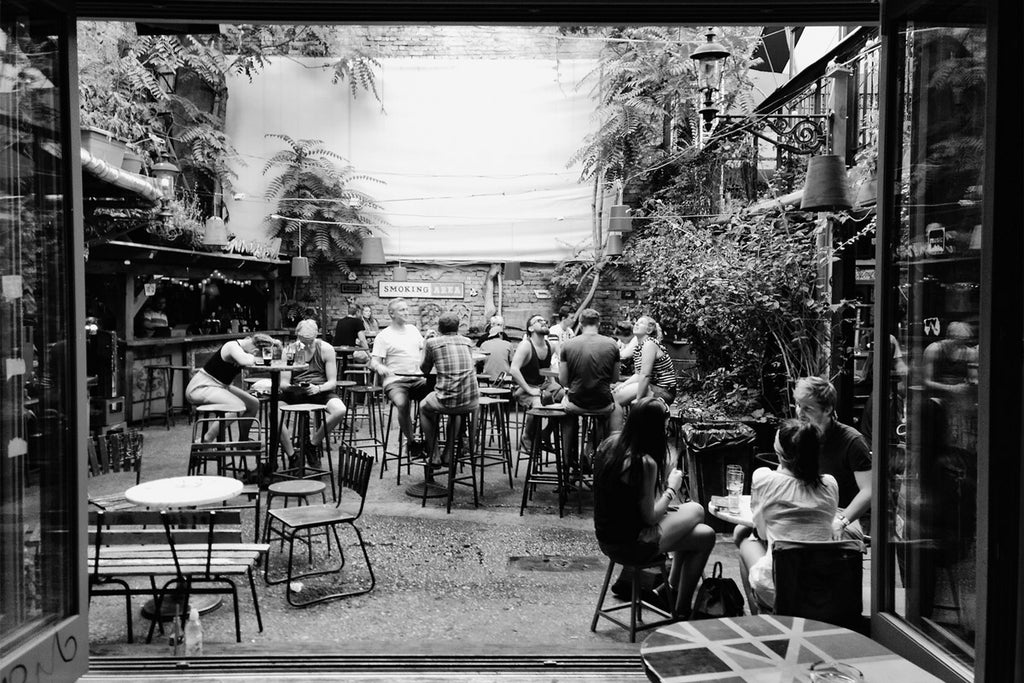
[151, 157, 180, 201]
[690, 30, 731, 130]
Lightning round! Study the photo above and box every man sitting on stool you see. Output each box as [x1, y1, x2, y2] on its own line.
[369, 298, 429, 458]
[559, 308, 621, 471]
[419, 313, 480, 465]
[280, 319, 346, 467]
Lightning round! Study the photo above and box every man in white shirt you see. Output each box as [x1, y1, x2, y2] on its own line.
[369, 299, 429, 455]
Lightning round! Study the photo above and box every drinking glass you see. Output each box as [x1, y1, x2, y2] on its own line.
[260, 345, 272, 366]
[725, 465, 743, 514]
[809, 661, 864, 682]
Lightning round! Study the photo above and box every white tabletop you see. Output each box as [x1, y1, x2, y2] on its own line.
[707, 494, 753, 527]
[125, 475, 243, 508]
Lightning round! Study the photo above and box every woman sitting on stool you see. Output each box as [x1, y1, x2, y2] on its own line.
[737, 419, 839, 611]
[185, 333, 276, 442]
[594, 397, 715, 617]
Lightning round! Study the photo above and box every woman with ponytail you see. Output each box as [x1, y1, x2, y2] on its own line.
[738, 419, 839, 610]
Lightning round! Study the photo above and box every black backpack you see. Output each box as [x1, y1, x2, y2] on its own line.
[691, 561, 745, 619]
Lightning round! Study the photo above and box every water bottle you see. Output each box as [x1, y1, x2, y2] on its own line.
[184, 606, 203, 656]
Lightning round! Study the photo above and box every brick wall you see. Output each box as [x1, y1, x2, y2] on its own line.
[327, 26, 601, 60]
[288, 259, 642, 335]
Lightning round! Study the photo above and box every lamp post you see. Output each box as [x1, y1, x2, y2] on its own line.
[689, 30, 731, 132]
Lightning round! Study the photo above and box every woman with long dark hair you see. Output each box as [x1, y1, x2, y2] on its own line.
[738, 418, 839, 610]
[594, 397, 716, 617]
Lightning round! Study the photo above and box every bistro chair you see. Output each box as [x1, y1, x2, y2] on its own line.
[264, 445, 376, 607]
[771, 538, 865, 632]
[187, 421, 265, 542]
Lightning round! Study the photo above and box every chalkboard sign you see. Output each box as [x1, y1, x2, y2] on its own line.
[339, 283, 362, 294]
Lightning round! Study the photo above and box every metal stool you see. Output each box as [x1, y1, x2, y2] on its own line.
[591, 554, 674, 642]
[328, 379, 358, 447]
[191, 403, 243, 442]
[343, 384, 386, 460]
[420, 408, 479, 513]
[519, 406, 569, 517]
[142, 364, 192, 429]
[476, 396, 514, 494]
[379, 398, 421, 484]
[562, 409, 612, 512]
[277, 403, 336, 499]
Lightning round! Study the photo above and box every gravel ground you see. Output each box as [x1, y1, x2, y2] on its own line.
[87, 419, 744, 657]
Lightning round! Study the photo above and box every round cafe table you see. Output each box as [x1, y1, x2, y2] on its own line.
[641, 614, 941, 682]
[707, 494, 753, 528]
[125, 475, 244, 620]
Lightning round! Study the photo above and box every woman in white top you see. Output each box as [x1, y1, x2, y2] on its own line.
[738, 419, 839, 610]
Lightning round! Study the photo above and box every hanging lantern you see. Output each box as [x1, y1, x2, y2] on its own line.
[801, 155, 853, 211]
[151, 158, 180, 200]
[360, 237, 386, 265]
[202, 216, 229, 247]
[608, 205, 632, 233]
[393, 264, 408, 280]
[504, 261, 522, 281]
[605, 233, 624, 256]
[290, 256, 310, 277]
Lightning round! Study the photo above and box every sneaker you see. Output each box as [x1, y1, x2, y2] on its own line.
[407, 438, 426, 461]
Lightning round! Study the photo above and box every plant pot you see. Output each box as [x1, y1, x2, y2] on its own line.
[81, 126, 125, 168]
[121, 150, 144, 174]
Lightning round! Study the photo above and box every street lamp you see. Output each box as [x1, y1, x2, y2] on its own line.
[690, 30, 731, 131]
[151, 157, 180, 201]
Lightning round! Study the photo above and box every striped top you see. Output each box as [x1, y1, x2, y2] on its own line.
[632, 339, 676, 391]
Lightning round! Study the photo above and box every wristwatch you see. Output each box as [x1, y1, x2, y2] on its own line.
[837, 513, 850, 529]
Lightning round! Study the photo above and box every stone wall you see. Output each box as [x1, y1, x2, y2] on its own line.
[288, 259, 643, 335]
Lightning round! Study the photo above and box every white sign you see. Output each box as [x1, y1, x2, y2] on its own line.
[378, 281, 465, 299]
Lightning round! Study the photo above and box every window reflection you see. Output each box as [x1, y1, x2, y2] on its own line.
[0, 9, 74, 650]
[888, 19, 984, 666]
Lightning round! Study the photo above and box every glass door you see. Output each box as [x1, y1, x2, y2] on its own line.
[0, 1, 89, 680]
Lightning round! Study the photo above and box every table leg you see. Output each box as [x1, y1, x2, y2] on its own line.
[269, 373, 281, 471]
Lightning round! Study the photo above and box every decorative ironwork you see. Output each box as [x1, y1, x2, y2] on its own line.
[715, 114, 831, 155]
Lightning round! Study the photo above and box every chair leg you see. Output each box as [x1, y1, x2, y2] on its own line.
[248, 567, 264, 633]
[591, 559, 616, 632]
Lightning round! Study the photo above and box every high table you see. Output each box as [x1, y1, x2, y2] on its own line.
[125, 475, 244, 620]
[708, 494, 753, 528]
[257, 362, 309, 471]
[641, 614, 942, 682]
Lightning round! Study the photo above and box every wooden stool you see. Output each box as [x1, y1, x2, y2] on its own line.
[191, 403, 243, 442]
[519, 406, 569, 517]
[591, 554, 674, 642]
[277, 403, 335, 499]
[379, 398, 421, 484]
[476, 396, 514, 494]
[142, 364, 192, 429]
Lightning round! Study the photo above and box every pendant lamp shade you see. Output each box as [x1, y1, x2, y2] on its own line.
[393, 264, 408, 280]
[608, 204, 632, 233]
[290, 256, 310, 277]
[605, 233, 624, 256]
[800, 155, 853, 212]
[360, 236, 386, 265]
[504, 261, 522, 281]
[202, 216, 229, 247]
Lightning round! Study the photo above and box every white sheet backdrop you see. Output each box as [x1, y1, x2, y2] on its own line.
[223, 57, 613, 263]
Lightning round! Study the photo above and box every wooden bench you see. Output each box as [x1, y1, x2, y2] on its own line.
[88, 509, 269, 644]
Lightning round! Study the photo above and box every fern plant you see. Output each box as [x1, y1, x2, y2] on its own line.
[262, 134, 385, 272]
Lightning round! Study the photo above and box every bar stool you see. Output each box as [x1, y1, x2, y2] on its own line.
[379, 399, 421, 484]
[420, 408, 479, 513]
[142, 364, 192, 429]
[191, 403, 243, 443]
[277, 403, 336, 499]
[519, 406, 569, 517]
[187, 415, 260, 481]
[591, 553, 674, 642]
[328, 379, 358, 447]
[343, 383, 387, 460]
[562, 409, 612, 512]
[476, 396, 514, 494]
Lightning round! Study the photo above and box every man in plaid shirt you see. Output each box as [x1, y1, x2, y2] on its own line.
[419, 313, 480, 465]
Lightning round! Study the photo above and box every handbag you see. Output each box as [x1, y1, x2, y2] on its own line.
[691, 561, 745, 619]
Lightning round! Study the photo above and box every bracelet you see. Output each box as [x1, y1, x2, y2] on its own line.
[663, 488, 676, 501]
[837, 513, 850, 528]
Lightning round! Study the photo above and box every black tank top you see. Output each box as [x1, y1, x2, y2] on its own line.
[593, 438, 646, 545]
[520, 338, 551, 387]
[203, 342, 243, 385]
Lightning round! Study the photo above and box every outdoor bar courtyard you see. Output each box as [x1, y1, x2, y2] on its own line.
[4, 2, 1022, 681]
